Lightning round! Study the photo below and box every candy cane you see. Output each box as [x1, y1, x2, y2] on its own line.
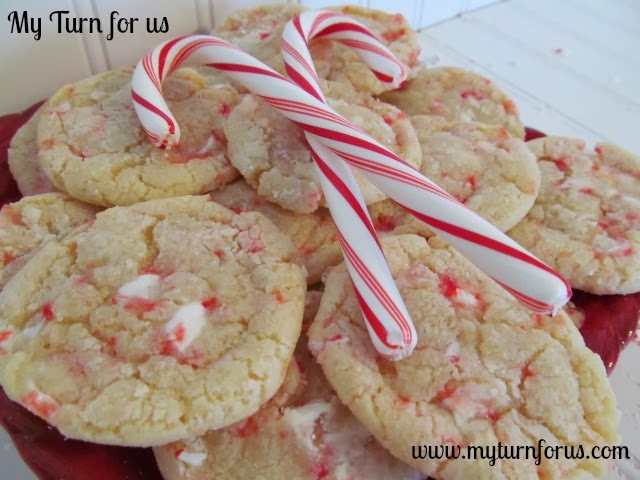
[279, 11, 571, 315]
[132, 34, 416, 360]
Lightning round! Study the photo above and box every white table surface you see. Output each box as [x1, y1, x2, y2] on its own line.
[2, 0, 639, 478]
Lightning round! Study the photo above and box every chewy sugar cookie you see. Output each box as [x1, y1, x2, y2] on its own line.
[8, 104, 58, 196]
[224, 82, 421, 213]
[308, 234, 619, 479]
[213, 4, 333, 79]
[153, 291, 423, 480]
[0, 193, 99, 290]
[0, 195, 306, 446]
[509, 136, 640, 294]
[210, 180, 341, 285]
[369, 117, 539, 236]
[37, 67, 240, 207]
[380, 66, 525, 139]
[325, 5, 421, 95]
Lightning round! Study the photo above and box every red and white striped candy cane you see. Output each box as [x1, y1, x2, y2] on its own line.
[131, 34, 417, 359]
[280, 11, 572, 315]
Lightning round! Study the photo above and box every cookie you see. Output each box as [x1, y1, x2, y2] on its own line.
[8, 104, 58, 196]
[153, 291, 423, 480]
[508, 136, 640, 294]
[369, 117, 539, 236]
[0, 195, 306, 446]
[326, 5, 421, 95]
[380, 66, 525, 139]
[0, 193, 99, 290]
[210, 180, 341, 285]
[224, 82, 422, 213]
[213, 4, 334, 79]
[37, 67, 240, 207]
[308, 234, 619, 479]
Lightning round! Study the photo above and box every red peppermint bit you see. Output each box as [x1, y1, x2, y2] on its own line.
[170, 324, 186, 343]
[460, 89, 487, 101]
[623, 247, 633, 256]
[174, 449, 184, 458]
[140, 266, 161, 275]
[107, 337, 117, 349]
[466, 175, 477, 190]
[258, 31, 271, 40]
[485, 409, 500, 422]
[124, 297, 158, 314]
[160, 340, 175, 356]
[214, 249, 225, 257]
[521, 364, 535, 379]
[310, 460, 331, 479]
[247, 244, 263, 254]
[328, 334, 343, 342]
[502, 99, 517, 115]
[2, 251, 15, 265]
[0, 331, 11, 343]
[579, 187, 594, 195]
[218, 103, 231, 117]
[275, 291, 284, 303]
[20, 391, 58, 419]
[534, 314, 545, 329]
[382, 28, 406, 43]
[278, 431, 288, 439]
[397, 395, 411, 404]
[440, 275, 459, 299]
[373, 215, 396, 232]
[626, 211, 640, 223]
[433, 380, 456, 403]
[41, 303, 54, 322]
[552, 157, 570, 172]
[235, 417, 259, 438]
[594, 145, 603, 155]
[450, 355, 460, 365]
[202, 297, 219, 310]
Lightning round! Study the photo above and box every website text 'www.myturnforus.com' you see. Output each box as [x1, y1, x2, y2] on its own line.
[411, 440, 629, 466]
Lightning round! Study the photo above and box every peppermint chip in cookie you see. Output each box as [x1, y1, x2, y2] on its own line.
[153, 291, 423, 480]
[369, 117, 539, 236]
[210, 180, 341, 285]
[37, 67, 240, 207]
[224, 82, 422, 213]
[0, 196, 306, 446]
[0, 193, 99, 290]
[8, 104, 58, 196]
[508, 136, 640, 294]
[380, 66, 525, 139]
[213, 4, 333, 79]
[308, 234, 619, 479]
[325, 5, 421, 95]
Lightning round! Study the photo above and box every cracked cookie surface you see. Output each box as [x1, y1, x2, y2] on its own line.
[0, 195, 306, 446]
[224, 82, 422, 213]
[213, 4, 333, 79]
[210, 180, 341, 285]
[153, 291, 423, 480]
[369, 117, 539, 236]
[8, 104, 58, 196]
[508, 136, 640, 294]
[0, 193, 99, 290]
[37, 67, 240, 207]
[380, 66, 525, 139]
[308, 234, 619, 479]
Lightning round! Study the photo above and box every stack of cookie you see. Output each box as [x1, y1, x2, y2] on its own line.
[1, 4, 637, 480]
